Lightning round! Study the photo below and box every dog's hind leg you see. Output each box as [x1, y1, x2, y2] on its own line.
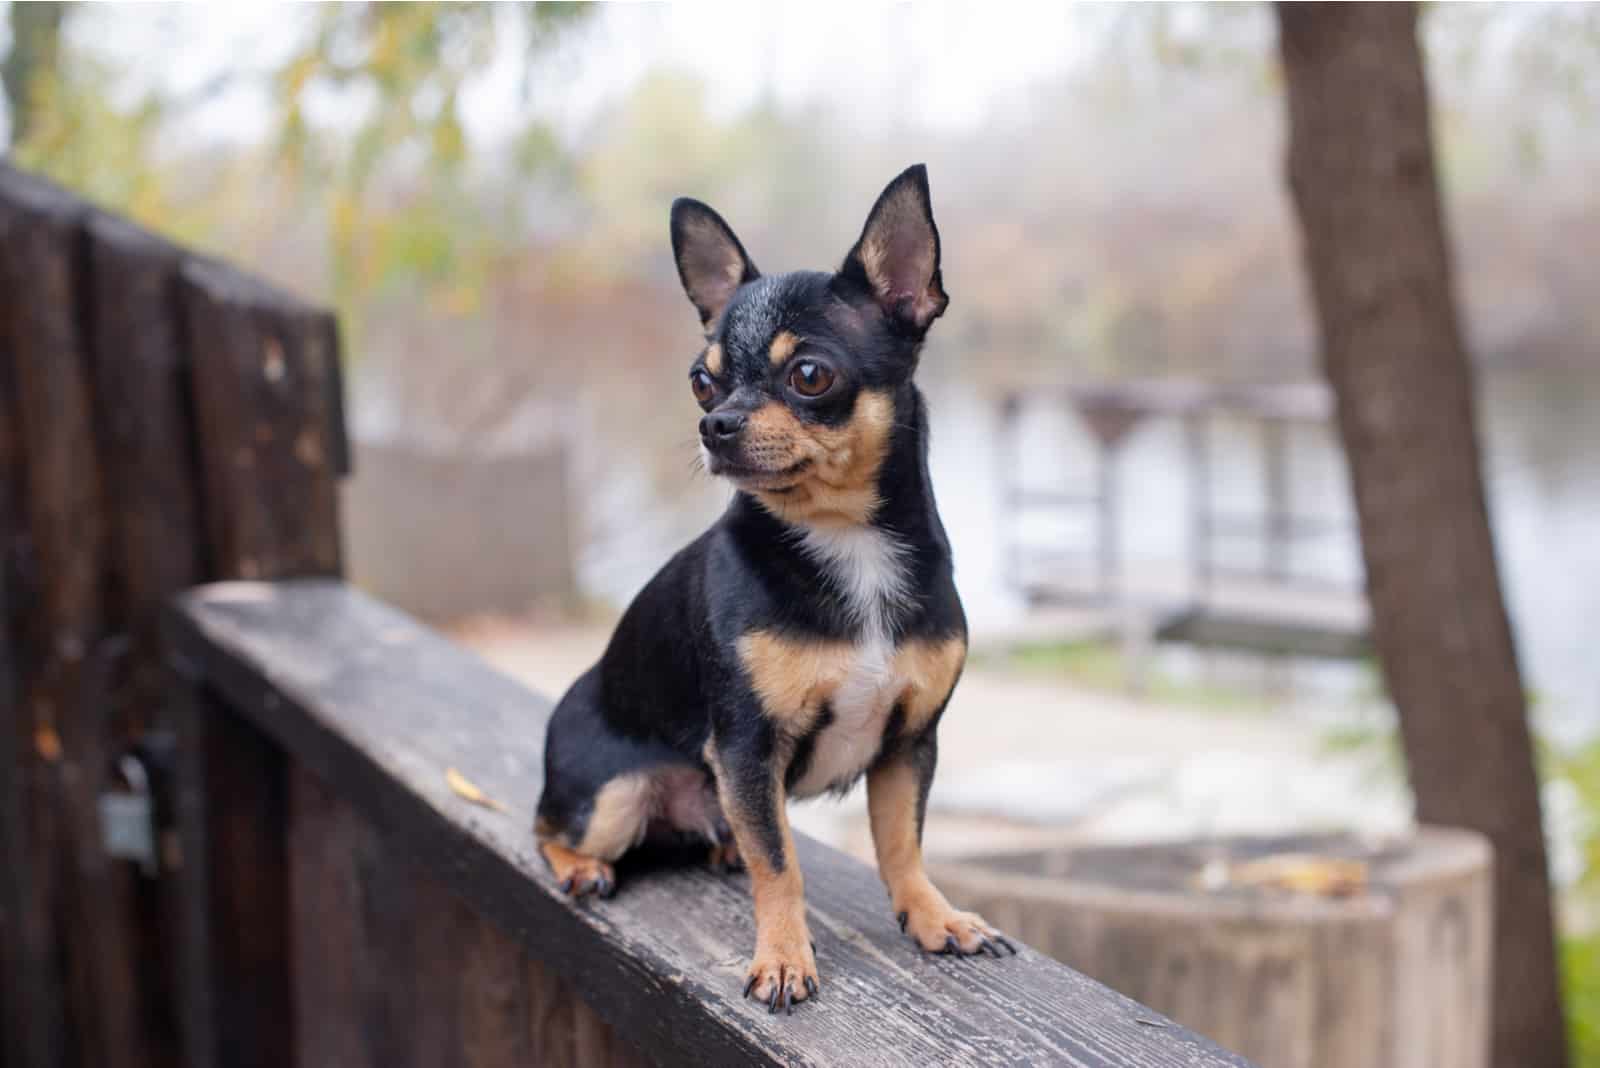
[536, 771, 653, 899]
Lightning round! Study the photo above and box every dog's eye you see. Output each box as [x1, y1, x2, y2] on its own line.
[788, 360, 835, 398]
[690, 370, 715, 406]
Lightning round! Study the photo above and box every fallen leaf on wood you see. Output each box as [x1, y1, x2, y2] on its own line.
[446, 767, 508, 813]
[1226, 854, 1368, 898]
[34, 725, 62, 762]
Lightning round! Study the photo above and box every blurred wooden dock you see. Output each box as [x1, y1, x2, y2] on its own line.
[994, 380, 1371, 660]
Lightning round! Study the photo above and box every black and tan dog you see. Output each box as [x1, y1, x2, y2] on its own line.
[535, 165, 1013, 1014]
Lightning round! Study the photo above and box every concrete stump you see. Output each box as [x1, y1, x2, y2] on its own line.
[930, 828, 1490, 1068]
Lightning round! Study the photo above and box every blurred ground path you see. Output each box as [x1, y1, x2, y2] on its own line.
[456, 620, 1411, 864]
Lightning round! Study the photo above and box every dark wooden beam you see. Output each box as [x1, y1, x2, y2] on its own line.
[0, 160, 160, 1068]
[85, 212, 207, 727]
[173, 254, 346, 1068]
[287, 764, 643, 1068]
[180, 256, 342, 581]
[168, 578, 1256, 1068]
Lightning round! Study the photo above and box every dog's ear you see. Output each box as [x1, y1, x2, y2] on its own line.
[670, 198, 759, 329]
[839, 164, 948, 334]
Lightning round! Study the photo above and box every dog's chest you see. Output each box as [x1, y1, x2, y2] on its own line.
[787, 525, 911, 798]
[789, 638, 903, 798]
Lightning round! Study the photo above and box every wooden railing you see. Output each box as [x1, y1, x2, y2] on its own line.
[167, 577, 1255, 1067]
[0, 160, 1257, 1066]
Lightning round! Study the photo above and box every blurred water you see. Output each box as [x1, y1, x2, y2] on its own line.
[575, 362, 1600, 735]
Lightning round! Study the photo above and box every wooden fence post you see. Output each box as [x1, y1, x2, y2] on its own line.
[173, 256, 344, 1068]
[1, 269, 26, 1068]
[0, 163, 164, 1068]
[83, 212, 211, 1066]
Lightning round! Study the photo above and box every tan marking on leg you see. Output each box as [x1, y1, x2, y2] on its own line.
[767, 330, 800, 367]
[738, 631, 854, 733]
[751, 390, 895, 527]
[575, 773, 653, 861]
[868, 758, 1006, 955]
[538, 838, 616, 898]
[703, 341, 724, 376]
[707, 838, 743, 873]
[892, 635, 967, 735]
[706, 741, 818, 1006]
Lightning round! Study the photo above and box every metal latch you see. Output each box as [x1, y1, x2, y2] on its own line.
[98, 732, 176, 877]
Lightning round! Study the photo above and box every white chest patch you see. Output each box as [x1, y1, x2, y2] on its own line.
[789, 526, 912, 798]
[796, 525, 910, 645]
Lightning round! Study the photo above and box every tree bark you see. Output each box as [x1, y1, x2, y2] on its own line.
[0, 3, 69, 148]
[1275, 5, 1566, 1066]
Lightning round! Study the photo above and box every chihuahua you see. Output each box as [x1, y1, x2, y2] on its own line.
[535, 165, 1012, 1014]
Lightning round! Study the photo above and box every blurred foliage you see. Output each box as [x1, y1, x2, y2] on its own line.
[575, 71, 837, 280]
[270, 2, 590, 346]
[1, 0, 67, 145]
[1567, 931, 1600, 1068]
[1, 1, 593, 353]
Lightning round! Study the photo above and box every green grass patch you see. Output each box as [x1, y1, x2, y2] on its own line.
[1567, 931, 1600, 1067]
[973, 638, 1270, 715]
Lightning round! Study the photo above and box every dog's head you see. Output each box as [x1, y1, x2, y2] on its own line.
[671, 165, 948, 526]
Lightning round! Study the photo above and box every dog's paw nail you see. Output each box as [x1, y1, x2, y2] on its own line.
[804, 976, 819, 999]
[897, 911, 908, 933]
[943, 934, 961, 956]
[997, 936, 1018, 956]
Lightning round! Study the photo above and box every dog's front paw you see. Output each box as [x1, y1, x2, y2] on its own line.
[742, 931, 819, 1014]
[896, 893, 1016, 958]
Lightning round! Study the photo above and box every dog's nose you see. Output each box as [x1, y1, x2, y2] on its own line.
[699, 410, 746, 444]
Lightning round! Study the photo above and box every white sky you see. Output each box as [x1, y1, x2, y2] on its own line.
[51, 2, 1112, 151]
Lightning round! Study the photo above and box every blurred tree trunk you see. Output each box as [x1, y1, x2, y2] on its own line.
[1276, 4, 1567, 1067]
[1, 2, 68, 147]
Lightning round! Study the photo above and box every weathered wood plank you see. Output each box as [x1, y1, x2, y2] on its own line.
[174, 254, 345, 1068]
[170, 671, 293, 1068]
[288, 764, 640, 1068]
[84, 203, 203, 1068]
[0, 166, 86, 1068]
[0, 162, 159, 1068]
[0, 265, 27, 1068]
[85, 212, 207, 726]
[179, 256, 342, 581]
[167, 578, 1256, 1068]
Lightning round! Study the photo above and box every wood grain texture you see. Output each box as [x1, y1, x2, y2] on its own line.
[167, 578, 1255, 1068]
[0, 164, 67, 1068]
[170, 671, 293, 1068]
[179, 256, 342, 582]
[0, 259, 26, 1068]
[0, 162, 158, 1068]
[289, 764, 643, 1068]
[171, 245, 346, 1068]
[83, 204, 201, 1068]
[85, 211, 206, 727]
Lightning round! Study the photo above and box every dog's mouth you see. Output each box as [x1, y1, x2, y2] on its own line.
[707, 455, 812, 492]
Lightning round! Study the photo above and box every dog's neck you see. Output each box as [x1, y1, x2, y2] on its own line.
[727, 382, 948, 638]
